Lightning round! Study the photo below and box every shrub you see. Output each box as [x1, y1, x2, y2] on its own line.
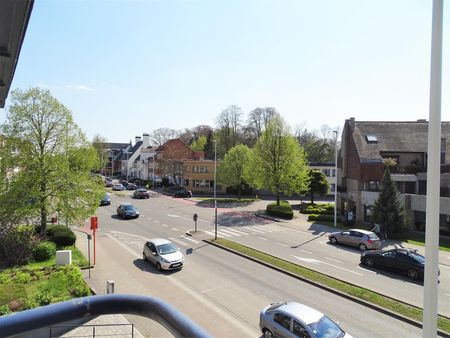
[308, 214, 341, 222]
[47, 225, 76, 247]
[0, 225, 36, 267]
[0, 305, 11, 316]
[36, 292, 51, 306]
[14, 272, 32, 284]
[22, 299, 38, 310]
[33, 241, 57, 261]
[266, 201, 294, 220]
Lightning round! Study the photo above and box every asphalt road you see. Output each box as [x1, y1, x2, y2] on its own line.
[82, 191, 435, 337]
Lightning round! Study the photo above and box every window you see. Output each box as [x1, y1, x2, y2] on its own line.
[367, 181, 380, 191]
[199, 166, 207, 173]
[193, 166, 199, 173]
[330, 184, 335, 192]
[332, 169, 336, 177]
[274, 313, 291, 330]
[293, 320, 311, 338]
[185, 179, 189, 187]
[322, 169, 330, 177]
[366, 134, 378, 143]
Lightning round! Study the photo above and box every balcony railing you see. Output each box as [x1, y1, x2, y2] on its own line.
[0, 294, 212, 338]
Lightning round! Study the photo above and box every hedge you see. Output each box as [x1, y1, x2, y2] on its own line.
[307, 214, 341, 222]
[46, 225, 76, 247]
[33, 241, 57, 262]
[266, 201, 293, 220]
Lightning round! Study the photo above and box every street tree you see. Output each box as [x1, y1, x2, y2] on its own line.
[0, 87, 104, 233]
[308, 169, 330, 204]
[92, 134, 108, 172]
[190, 135, 207, 151]
[150, 128, 180, 146]
[245, 107, 278, 146]
[250, 116, 309, 205]
[215, 105, 243, 156]
[216, 144, 252, 199]
[372, 168, 409, 239]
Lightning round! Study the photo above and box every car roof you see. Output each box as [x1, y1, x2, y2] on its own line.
[148, 238, 172, 246]
[347, 229, 373, 235]
[267, 302, 323, 325]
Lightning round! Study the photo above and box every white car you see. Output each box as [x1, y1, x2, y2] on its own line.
[260, 301, 353, 338]
[142, 238, 184, 271]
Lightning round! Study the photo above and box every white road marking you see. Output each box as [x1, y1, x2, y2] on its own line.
[299, 249, 313, 255]
[292, 255, 363, 276]
[147, 217, 152, 221]
[277, 242, 289, 247]
[219, 229, 242, 236]
[204, 230, 221, 237]
[357, 266, 376, 274]
[259, 237, 268, 241]
[264, 225, 283, 231]
[222, 228, 249, 236]
[168, 213, 192, 222]
[181, 236, 200, 243]
[171, 228, 179, 231]
[326, 257, 343, 263]
[155, 220, 160, 223]
[162, 224, 168, 227]
[254, 226, 273, 232]
[445, 293, 450, 297]
[110, 231, 147, 240]
[217, 230, 232, 238]
[106, 233, 258, 337]
[245, 227, 266, 234]
[168, 237, 189, 247]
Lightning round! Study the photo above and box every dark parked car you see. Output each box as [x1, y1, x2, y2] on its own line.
[360, 248, 428, 280]
[126, 183, 137, 190]
[100, 193, 111, 206]
[116, 203, 139, 219]
[120, 180, 129, 187]
[133, 188, 150, 199]
[173, 189, 192, 198]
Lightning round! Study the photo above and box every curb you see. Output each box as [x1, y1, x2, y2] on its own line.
[186, 232, 450, 338]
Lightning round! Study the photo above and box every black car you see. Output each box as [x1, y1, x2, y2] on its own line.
[126, 183, 137, 190]
[116, 203, 139, 219]
[360, 248, 425, 280]
[133, 188, 150, 199]
[100, 193, 111, 206]
[173, 189, 192, 198]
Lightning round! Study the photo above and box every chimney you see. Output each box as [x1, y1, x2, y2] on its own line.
[135, 136, 142, 145]
[143, 133, 150, 148]
[348, 117, 355, 129]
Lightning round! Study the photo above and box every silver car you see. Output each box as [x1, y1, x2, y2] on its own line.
[328, 229, 380, 251]
[142, 238, 184, 271]
[259, 301, 353, 338]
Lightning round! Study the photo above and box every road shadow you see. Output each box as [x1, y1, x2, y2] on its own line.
[132, 259, 182, 275]
[358, 262, 424, 286]
[217, 211, 273, 227]
[110, 214, 138, 221]
[290, 233, 328, 249]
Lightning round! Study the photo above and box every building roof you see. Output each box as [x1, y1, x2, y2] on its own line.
[0, 0, 34, 107]
[350, 121, 450, 162]
[106, 142, 129, 150]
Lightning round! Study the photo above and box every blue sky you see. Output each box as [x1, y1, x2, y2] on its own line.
[4, 0, 450, 143]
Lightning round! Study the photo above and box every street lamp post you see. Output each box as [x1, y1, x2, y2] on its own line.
[152, 154, 155, 190]
[333, 130, 338, 227]
[214, 140, 217, 240]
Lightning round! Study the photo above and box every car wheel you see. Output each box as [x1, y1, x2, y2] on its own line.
[156, 262, 162, 271]
[263, 329, 274, 338]
[359, 243, 367, 251]
[364, 257, 375, 267]
[143, 253, 147, 261]
[330, 236, 337, 244]
[407, 268, 419, 280]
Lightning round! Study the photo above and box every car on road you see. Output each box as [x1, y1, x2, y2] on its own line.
[328, 229, 380, 251]
[120, 180, 129, 187]
[126, 183, 138, 190]
[112, 184, 125, 191]
[259, 301, 352, 338]
[100, 193, 111, 206]
[116, 203, 139, 219]
[360, 248, 428, 281]
[142, 238, 184, 271]
[105, 181, 113, 188]
[133, 188, 150, 199]
[173, 189, 192, 198]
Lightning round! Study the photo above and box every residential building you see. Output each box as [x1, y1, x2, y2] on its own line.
[99, 142, 129, 177]
[338, 117, 450, 236]
[309, 162, 336, 197]
[182, 159, 224, 193]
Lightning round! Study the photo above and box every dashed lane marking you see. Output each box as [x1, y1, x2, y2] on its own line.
[172, 228, 179, 231]
[299, 249, 312, 255]
[277, 242, 289, 247]
[258, 237, 268, 241]
[326, 257, 343, 263]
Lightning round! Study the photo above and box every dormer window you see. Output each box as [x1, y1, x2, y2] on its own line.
[366, 135, 378, 144]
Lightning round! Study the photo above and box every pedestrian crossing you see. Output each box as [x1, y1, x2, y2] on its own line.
[204, 224, 284, 239]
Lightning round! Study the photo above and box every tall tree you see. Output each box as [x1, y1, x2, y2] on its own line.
[92, 134, 108, 171]
[308, 169, 330, 204]
[216, 144, 252, 199]
[245, 107, 278, 146]
[190, 135, 207, 151]
[372, 168, 409, 239]
[1, 87, 103, 233]
[215, 105, 243, 156]
[150, 128, 180, 146]
[250, 116, 309, 205]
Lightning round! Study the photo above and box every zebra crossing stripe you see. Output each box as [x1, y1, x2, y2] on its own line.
[253, 226, 273, 232]
[181, 236, 199, 243]
[221, 228, 249, 236]
[264, 225, 281, 231]
[204, 230, 229, 238]
[168, 237, 188, 247]
[218, 229, 242, 236]
[245, 227, 266, 234]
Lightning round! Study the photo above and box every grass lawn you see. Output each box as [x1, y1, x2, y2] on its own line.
[212, 238, 450, 334]
[0, 246, 91, 315]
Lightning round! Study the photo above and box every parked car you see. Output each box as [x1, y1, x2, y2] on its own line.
[259, 301, 353, 338]
[173, 189, 192, 198]
[133, 188, 150, 199]
[142, 238, 184, 271]
[126, 183, 137, 190]
[105, 181, 113, 188]
[116, 203, 139, 219]
[120, 180, 129, 187]
[100, 193, 111, 206]
[328, 229, 380, 251]
[360, 248, 429, 280]
[112, 184, 125, 191]
[105, 176, 112, 182]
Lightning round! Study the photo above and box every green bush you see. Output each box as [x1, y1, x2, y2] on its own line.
[36, 292, 51, 306]
[266, 201, 294, 220]
[0, 304, 11, 316]
[308, 214, 341, 222]
[47, 226, 76, 247]
[33, 241, 57, 262]
[0, 225, 36, 267]
[14, 272, 32, 284]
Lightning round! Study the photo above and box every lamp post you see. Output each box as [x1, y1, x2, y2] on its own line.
[152, 154, 155, 190]
[214, 140, 217, 240]
[333, 130, 338, 228]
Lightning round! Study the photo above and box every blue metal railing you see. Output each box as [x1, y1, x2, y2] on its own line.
[0, 294, 212, 338]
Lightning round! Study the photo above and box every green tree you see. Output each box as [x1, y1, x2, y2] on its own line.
[1, 87, 103, 233]
[372, 168, 409, 239]
[308, 169, 329, 204]
[92, 134, 109, 171]
[250, 116, 309, 205]
[190, 135, 207, 151]
[216, 144, 252, 199]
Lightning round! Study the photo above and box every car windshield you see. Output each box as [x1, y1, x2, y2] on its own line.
[409, 252, 425, 263]
[157, 243, 178, 255]
[123, 205, 135, 211]
[308, 315, 344, 338]
[368, 233, 379, 239]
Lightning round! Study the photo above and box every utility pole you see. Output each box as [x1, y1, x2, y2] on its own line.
[214, 140, 217, 240]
